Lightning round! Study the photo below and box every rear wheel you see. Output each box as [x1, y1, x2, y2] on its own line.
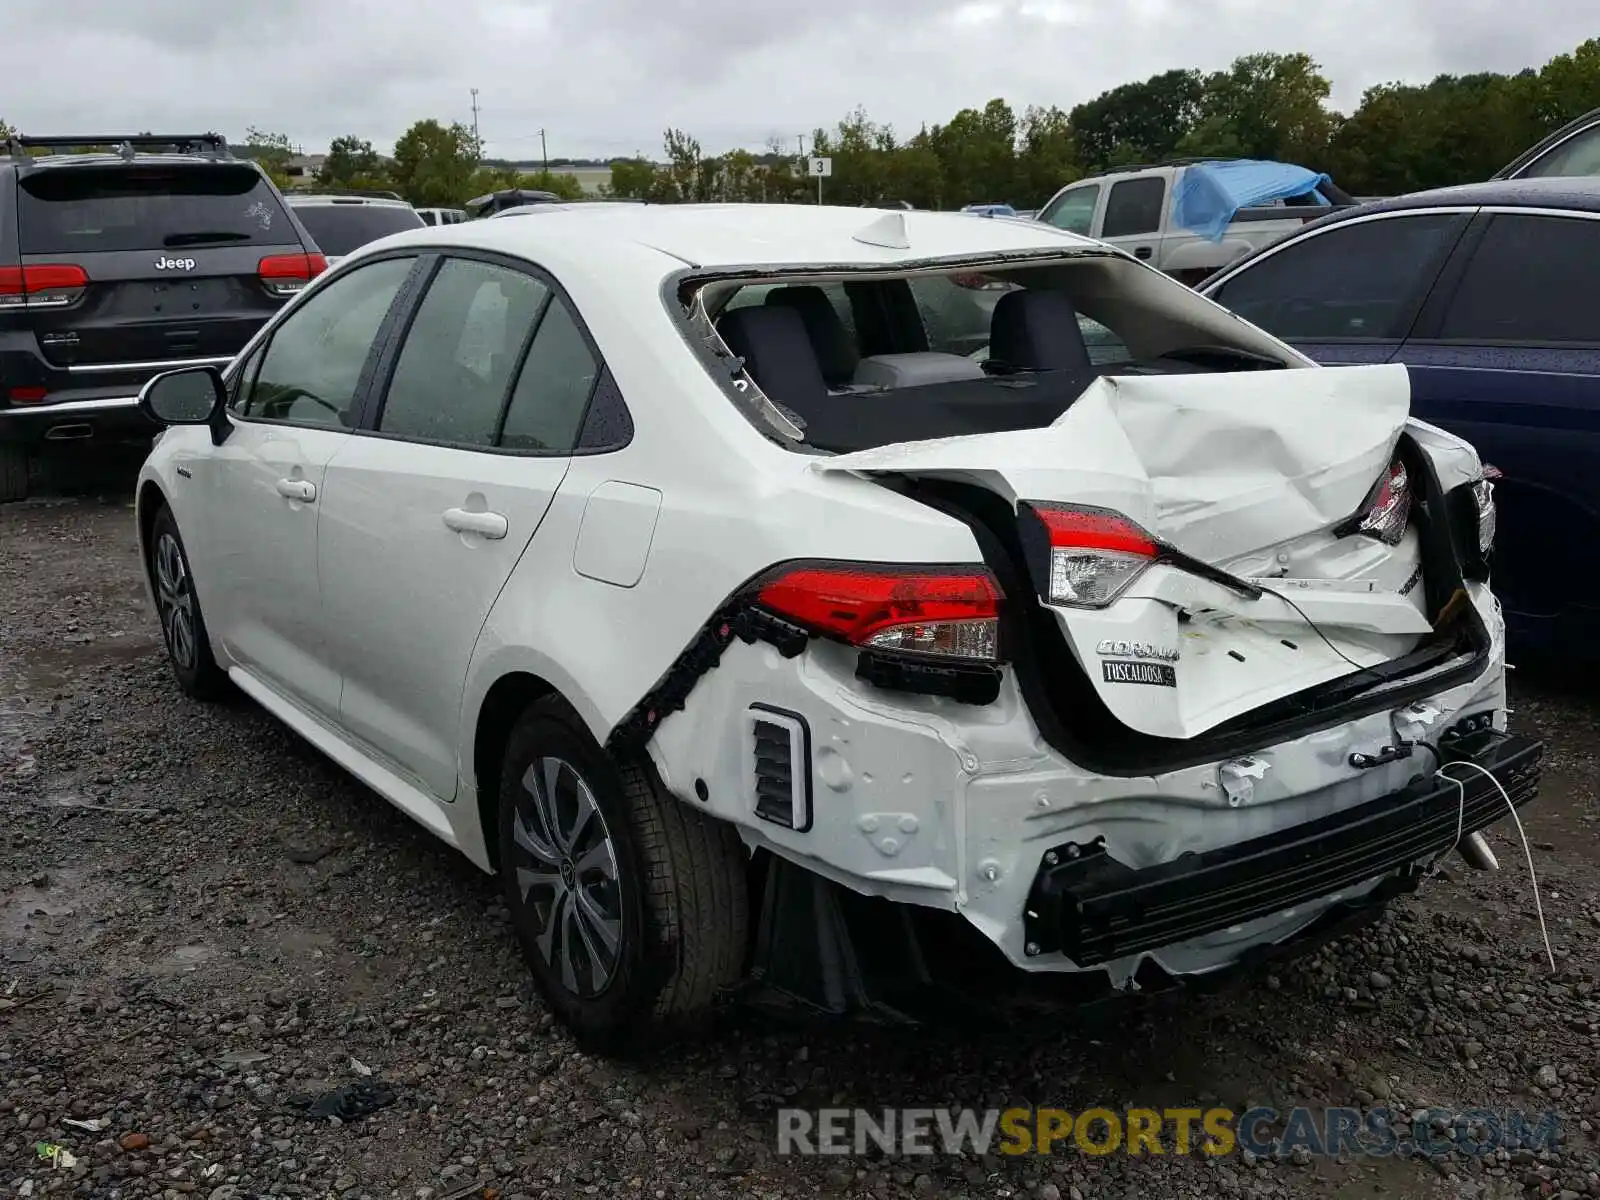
[0, 443, 29, 503]
[148, 506, 229, 700]
[497, 698, 749, 1052]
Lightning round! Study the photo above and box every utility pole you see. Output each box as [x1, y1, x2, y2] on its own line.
[537, 128, 548, 175]
[470, 89, 481, 143]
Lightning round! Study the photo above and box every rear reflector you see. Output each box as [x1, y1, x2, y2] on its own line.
[1020, 502, 1158, 608]
[8, 386, 48, 404]
[0, 264, 89, 309]
[754, 562, 1003, 662]
[747, 707, 812, 831]
[257, 252, 328, 297]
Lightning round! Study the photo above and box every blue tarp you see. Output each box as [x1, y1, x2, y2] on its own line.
[1171, 160, 1331, 242]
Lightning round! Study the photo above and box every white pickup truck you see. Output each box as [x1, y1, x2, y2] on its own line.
[1034, 158, 1357, 285]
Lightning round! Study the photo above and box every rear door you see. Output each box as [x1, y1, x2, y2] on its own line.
[1098, 175, 1167, 265]
[317, 253, 601, 800]
[13, 161, 309, 375]
[1394, 209, 1600, 645]
[1201, 210, 1473, 366]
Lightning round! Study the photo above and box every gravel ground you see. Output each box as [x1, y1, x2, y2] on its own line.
[2, 452, 1598, 1200]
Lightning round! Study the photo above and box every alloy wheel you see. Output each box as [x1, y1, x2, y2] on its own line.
[153, 532, 197, 671]
[509, 756, 624, 997]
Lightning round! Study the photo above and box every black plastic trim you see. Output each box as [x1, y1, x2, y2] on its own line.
[1023, 729, 1542, 965]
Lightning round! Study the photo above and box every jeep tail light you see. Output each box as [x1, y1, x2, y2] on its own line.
[1355, 459, 1411, 546]
[1020, 503, 1158, 608]
[0, 264, 89, 309]
[754, 563, 1004, 662]
[258, 252, 327, 298]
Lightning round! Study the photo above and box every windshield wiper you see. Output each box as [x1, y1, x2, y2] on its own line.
[163, 231, 250, 247]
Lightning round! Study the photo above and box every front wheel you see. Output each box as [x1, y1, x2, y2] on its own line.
[497, 698, 749, 1052]
[148, 506, 229, 700]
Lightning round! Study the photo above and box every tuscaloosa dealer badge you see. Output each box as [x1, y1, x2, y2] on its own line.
[1102, 660, 1177, 687]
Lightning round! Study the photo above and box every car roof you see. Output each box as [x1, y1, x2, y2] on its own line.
[368, 202, 1102, 276]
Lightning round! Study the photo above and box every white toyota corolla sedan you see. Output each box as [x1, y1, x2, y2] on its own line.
[132, 203, 1540, 1049]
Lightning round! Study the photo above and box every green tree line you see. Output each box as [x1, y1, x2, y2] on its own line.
[4, 37, 1596, 209]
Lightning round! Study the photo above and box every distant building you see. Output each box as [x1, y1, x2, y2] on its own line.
[283, 153, 326, 189]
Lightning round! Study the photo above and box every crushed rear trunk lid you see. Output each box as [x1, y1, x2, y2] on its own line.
[815, 363, 1442, 740]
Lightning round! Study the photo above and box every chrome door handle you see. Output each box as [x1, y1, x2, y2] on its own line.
[442, 507, 508, 540]
[275, 478, 316, 502]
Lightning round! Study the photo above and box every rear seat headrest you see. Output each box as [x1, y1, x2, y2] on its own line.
[989, 289, 1091, 372]
[765, 286, 859, 386]
[715, 305, 827, 413]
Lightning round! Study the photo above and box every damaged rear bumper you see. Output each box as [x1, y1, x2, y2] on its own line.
[1021, 728, 1542, 965]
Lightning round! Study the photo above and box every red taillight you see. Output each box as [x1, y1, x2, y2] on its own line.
[257, 252, 327, 297]
[0, 264, 89, 309]
[1356, 459, 1411, 545]
[8, 387, 48, 404]
[1021, 503, 1159, 608]
[754, 562, 1004, 662]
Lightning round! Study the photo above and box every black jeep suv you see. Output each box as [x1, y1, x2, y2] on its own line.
[0, 133, 325, 500]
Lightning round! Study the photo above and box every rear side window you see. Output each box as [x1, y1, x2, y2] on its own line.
[1209, 212, 1464, 341]
[1434, 214, 1600, 344]
[377, 257, 549, 447]
[499, 299, 600, 452]
[292, 203, 425, 257]
[1519, 125, 1600, 179]
[1101, 177, 1166, 238]
[17, 165, 294, 254]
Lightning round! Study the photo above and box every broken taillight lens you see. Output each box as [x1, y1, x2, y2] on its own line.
[1355, 459, 1412, 546]
[754, 562, 1004, 662]
[1020, 503, 1158, 608]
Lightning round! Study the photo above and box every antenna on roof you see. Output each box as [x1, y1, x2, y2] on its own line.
[851, 211, 909, 250]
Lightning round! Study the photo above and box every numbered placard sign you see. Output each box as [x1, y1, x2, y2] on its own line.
[808, 156, 833, 178]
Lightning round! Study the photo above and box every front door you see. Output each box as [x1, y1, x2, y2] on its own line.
[201, 254, 419, 718]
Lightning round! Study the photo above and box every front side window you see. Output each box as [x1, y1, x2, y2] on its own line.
[237, 255, 415, 426]
[376, 257, 550, 447]
[1434, 214, 1600, 343]
[1041, 185, 1100, 235]
[1101, 177, 1166, 238]
[1208, 212, 1464, 341]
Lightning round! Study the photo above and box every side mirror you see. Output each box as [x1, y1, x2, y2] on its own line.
[139, 366, 227, 426]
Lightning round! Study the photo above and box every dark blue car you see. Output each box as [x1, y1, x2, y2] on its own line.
[1198, 179, 1600, 659]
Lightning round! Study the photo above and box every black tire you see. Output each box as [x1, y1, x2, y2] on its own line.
[497, 697, 749, 1052]
[148, 506, 229, 701]
[0, 443, 29, 503]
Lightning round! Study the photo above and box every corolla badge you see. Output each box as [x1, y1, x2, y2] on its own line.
[1095, 638, 1180, 662]
[154, 256, 197, 271]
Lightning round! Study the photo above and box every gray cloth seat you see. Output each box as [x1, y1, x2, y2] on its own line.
[764, 286, 860, 386]
[988, 289, 1092, 372]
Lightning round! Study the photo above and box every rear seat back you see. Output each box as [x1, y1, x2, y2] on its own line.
[715, 305, 828, 413]
[989, 289, 1092, 372]
[764, 286, 859, 386]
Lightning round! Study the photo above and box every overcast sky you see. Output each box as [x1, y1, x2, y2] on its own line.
[3, 0, 1594, 160]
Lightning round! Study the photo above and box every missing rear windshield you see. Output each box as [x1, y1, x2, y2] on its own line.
[17, 164, 291, 254]
[686, 256, 1295, 453]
